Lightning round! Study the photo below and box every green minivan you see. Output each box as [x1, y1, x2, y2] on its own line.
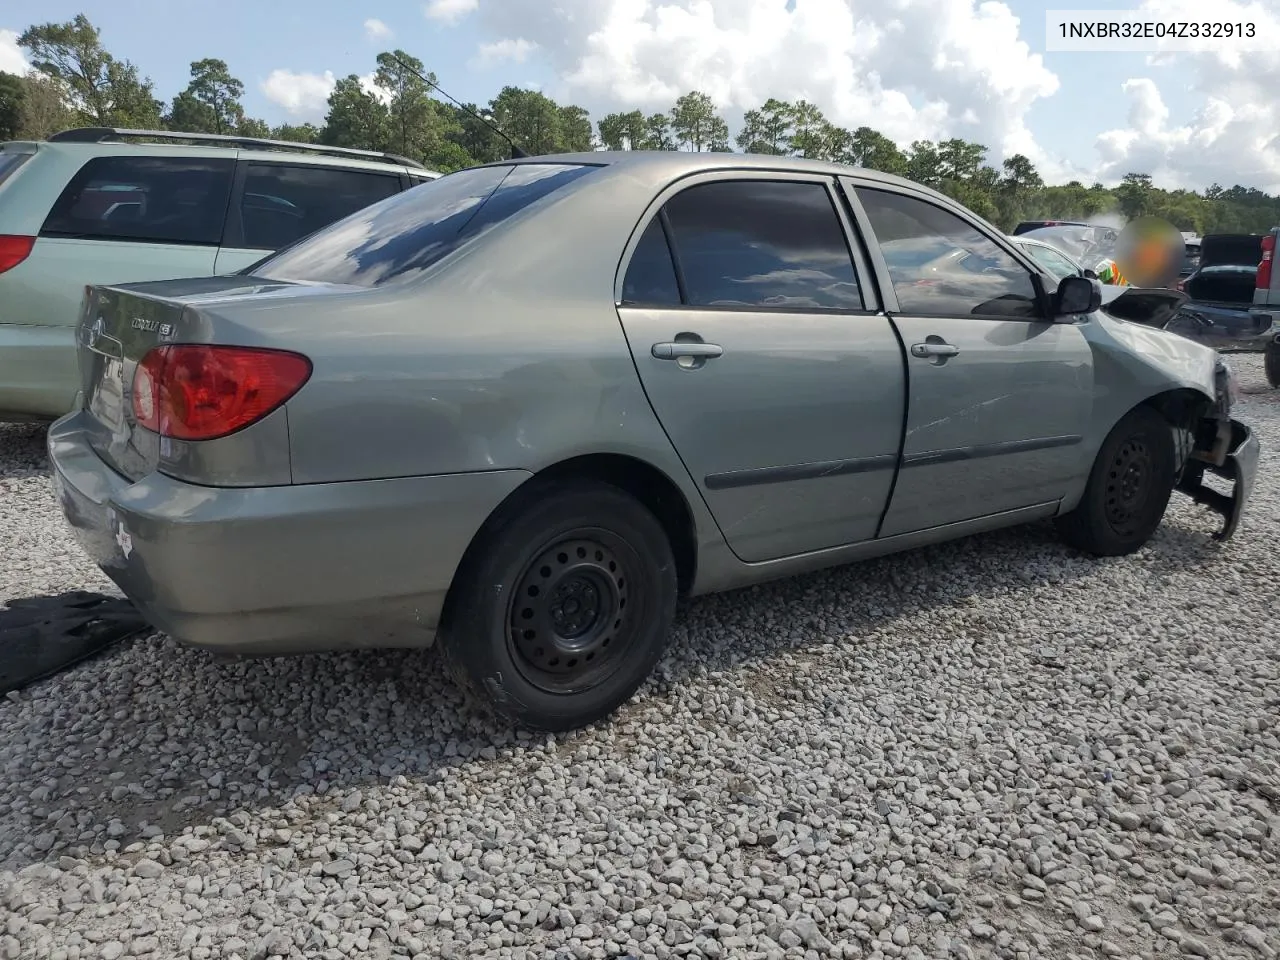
[0, 127, 438, 421]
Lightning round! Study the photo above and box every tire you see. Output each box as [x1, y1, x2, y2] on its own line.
[1054, 406, 1177, 557]
[439, 480, 677, 732]
[1265, 342, 1280, 389]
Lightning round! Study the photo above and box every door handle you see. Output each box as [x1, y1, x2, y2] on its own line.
[910, 341, 960, 359]
[651, 342, 724, 360]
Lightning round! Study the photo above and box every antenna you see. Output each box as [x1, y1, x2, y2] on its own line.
[387, 53, 529, 159]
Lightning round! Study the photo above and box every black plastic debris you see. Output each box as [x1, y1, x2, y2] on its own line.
[0, 591, 149, 695]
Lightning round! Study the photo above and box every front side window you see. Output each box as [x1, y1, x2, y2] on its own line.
[252, 162, 597, 287]
[857, 188, 1041, 319]
[41, 156, 235, 246]
[1020, 242, 1080, 282]
[661, 179, 864, 310]
[235, 164, 402, 250]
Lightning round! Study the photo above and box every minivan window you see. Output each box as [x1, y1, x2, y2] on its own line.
[662, 179, 864, 310]
[41, 156, 235, 246]
[233, 163, 403, 250]
[621, 217, 682, 306]
[857, 188, 1041, 319]
[252, 162, 597, 287]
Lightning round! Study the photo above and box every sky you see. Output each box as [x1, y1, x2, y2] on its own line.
[3, 0, 1279, 193]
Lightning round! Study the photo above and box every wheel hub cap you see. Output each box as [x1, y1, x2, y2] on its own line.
[1105, 438, 1152, 530]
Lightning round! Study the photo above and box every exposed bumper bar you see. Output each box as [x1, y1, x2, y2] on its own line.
[1176, 418, 1258, 541]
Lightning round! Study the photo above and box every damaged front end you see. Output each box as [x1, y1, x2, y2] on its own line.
[1175, 359, 1260, 540]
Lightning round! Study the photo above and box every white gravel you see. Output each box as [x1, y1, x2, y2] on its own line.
[2, 357, 1279, 960]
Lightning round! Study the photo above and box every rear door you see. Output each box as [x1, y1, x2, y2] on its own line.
[845, 181, 1093, 537]
[615, 173, 906, 563]
[26, 154, 234, 330]
[213, 161, 404, 274]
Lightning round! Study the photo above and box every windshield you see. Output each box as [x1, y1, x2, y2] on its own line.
[251, 162, 598, 287]
[1019, 224, 1119, 269]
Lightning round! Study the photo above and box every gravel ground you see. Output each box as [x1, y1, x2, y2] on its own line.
[1, 357, 1279, 960]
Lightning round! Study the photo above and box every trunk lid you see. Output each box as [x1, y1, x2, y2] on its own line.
[1184, 265, 1258, 307]
[1199, 234, 1263, 269]
[75, 275, 325, 480]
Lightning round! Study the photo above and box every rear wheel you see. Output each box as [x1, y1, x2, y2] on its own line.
[1265, 341, 1280, 389]
[439, 481, 677, 731]
[1055, 406, 1177, 556]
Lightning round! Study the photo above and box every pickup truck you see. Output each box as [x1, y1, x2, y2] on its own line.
[1253, 227, 1280, 385]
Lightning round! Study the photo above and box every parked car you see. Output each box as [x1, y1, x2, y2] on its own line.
[1011, 219, 1090, 236]
[0, 127, 439, 422]
[1164, 234, 1270, 350]
[49, 152, 1257, 731]
[1011, 234, 1188, 330]
[1252, 227, 1280, 385]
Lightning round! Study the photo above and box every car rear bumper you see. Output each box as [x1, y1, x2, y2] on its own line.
[48, 411, 530, 655]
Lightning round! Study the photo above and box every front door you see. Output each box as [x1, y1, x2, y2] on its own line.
[615, 174, 906, 563]
[846, 183, 1094, 537]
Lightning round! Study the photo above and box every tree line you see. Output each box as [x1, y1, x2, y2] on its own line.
[3, 13, 1278, 235]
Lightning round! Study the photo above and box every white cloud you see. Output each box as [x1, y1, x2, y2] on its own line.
[1, 28, 30, 75]
[473, 0, 1058, 166]
[261, 70, 338, 120]
[424, 0, 479, 25]
[471, 37, 538, 69]
[1092, 0, 1280, 192]
[260, 69, 392, 121]
[364, 18, 393, 42]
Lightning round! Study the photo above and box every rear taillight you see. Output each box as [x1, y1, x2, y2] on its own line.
[1258, 234, 1275, 292]
[132, 345, 312, 441]
[0, 235, 34, 274]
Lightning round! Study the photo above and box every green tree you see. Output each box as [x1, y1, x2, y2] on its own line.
[14, 73, 73, 139]
[272, 122, 320, 143]
[1116, 172, 1153, 219]
[237, 117, 271, 138]
[670, 91, 729, 152]
[736, 98, 793, 154]
[557, 104, 594, 152]
[0, 72, 23, 140]
[489, 86, 562, 155]
[374, 50, 440, 162]
[937, 138, 987, 181]
[448, 104, 506, 163]
[1000, 153, 1043, 193]
[787, 100, 829, 158]
[166, 58, 245, 134]
[320, 74, 391, 151]
[906, 141, 942, 188]
[836, 126, 907, 175]
[19, 15, 161, 126]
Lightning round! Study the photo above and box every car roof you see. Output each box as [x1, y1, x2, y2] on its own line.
[18, 129, 439, 177]
[496, 149, 929, 192]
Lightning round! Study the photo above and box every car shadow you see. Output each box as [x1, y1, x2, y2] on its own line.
[0, 496, 1225, 870]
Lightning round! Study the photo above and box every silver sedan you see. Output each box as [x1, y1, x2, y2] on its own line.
[49, 152, 1258, 730]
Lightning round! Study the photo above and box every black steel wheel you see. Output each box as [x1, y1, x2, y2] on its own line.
[507, 533, 639, 694]
[1055, 406, 1176, 556]
[440, 480, 677, 731]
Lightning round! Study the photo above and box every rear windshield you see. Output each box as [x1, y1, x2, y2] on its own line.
[0, 152, 31, 188]
[251, 162, 597, 287]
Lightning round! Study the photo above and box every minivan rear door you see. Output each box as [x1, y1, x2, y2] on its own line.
[212, 161, 405, 274]
[28, 154, 235, 331]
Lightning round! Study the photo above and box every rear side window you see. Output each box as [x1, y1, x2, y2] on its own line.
[621, 218, 682, 306]
[0, 153, 30, 188]
[252, 162, 597, 287]
[232, 163, 403, 250]
[856, 188, 1041, 320]
[41, 156, 235, 246]
[661, 179, 864, 310]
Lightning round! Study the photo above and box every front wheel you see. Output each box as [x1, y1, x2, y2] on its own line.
[439, 480, 677, 731]
[1055, 406, 1177, 556]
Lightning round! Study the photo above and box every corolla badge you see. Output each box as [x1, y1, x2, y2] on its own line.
[131, 317, 172, 336]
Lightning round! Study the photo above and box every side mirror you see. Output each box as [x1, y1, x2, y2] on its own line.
[1053, 275, 1102, 318]
[1082, 268, 1098, 280]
